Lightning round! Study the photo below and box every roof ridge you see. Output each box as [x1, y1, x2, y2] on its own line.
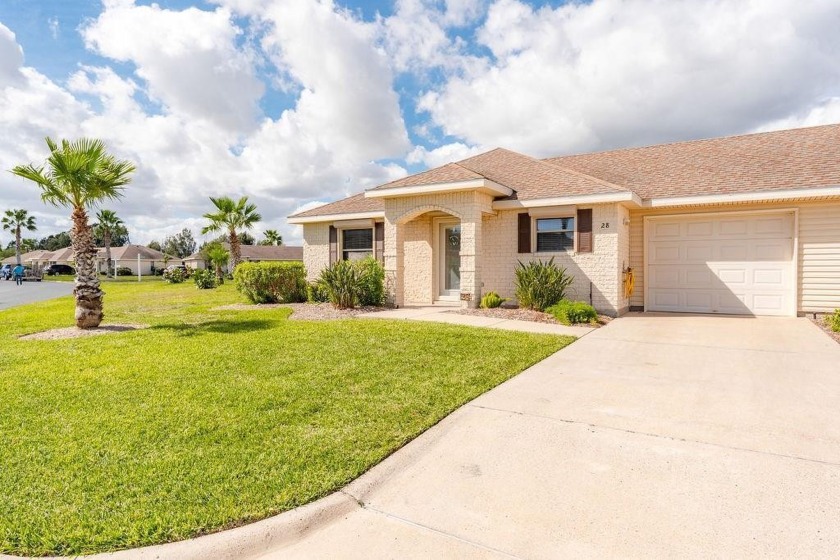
[546, 122, 840, 161]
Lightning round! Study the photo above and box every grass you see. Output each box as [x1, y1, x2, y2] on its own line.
[0, 282, 572, 556]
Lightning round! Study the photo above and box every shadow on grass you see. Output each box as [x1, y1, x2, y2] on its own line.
[151, 319, 276, 337]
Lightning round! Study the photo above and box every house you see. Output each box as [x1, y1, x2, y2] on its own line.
[97, 245, 173, 275]
[288, 124, 840, 317]
[184, 244, 303, 271]
[1, 249, 54, 269]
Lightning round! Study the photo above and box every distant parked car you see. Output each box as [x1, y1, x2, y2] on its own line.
[44, 264, 75, 276]
[0, 264, 10, 280]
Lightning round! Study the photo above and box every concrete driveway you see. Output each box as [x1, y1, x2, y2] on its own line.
[0, 280, 73, 310]
[258, 314, 840, 559]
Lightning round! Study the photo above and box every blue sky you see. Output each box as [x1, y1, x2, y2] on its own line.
[0, 0, 838, 245]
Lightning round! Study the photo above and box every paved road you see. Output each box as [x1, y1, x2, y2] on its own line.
[0, 280, 73, 310]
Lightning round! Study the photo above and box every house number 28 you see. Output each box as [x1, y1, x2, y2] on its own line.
[600, 222, 610, 229]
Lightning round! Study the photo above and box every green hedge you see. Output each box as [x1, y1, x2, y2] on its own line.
[233, 262, 307, 304]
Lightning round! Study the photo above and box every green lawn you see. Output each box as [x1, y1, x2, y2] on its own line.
[0, 282, 572, 556]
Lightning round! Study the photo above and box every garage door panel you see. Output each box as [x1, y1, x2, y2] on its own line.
[646, 213, 794, 316]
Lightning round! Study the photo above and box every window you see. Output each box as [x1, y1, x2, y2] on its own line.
[342, 228, 373, 261]
[536, 217, 575, 252]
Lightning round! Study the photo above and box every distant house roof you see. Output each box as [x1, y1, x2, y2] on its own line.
[2, 250, 53, 265]
[291, 123, 840, 219]
[99, 245, 170, 261]
[184, 244, 303, 262]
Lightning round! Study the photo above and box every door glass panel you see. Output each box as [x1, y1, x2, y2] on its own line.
[444, 225, 461, 291]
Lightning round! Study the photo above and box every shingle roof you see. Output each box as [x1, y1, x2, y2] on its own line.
[371, 163, 483, 190]
[545, 123, 840, 200]
[292, 192, 383, 219]
[290, 123, 840, 219]
[456, 148, 626, 200]
[101, 245, 169, 261]
[1, 250, 53, 264]
[184, 244, 303, 261]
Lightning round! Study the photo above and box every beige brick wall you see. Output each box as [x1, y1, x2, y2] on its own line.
[302, 222, 330, 281]
[482, 204, 626, 315]
[402, 215, 434, 303]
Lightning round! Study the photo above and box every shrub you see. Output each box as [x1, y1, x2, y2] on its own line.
[514, 258, 575, 311]
[193, 268, 216, 289]
[354, 256, 386, 306]
[162, 267, 185, 284]
[480, 291, 506, 309]
[234, 262, 307, 304]
[115, 266, 133, 277]
[306, 281, 329, 303]
[317, 257, 386, 309]
[546, 299, 598, 325]
[827, 309, 840, 333]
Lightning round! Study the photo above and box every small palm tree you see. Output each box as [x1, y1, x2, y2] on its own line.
[262, 229, 282, 246]
[201, 196, 261, 270]
[1, 209, 37, 265]
[205, 243, 230, 285]
[95, 209, 124, 278]
[11, 137, 135, 328]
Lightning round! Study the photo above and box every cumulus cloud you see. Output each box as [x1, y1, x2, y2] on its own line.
[82, 1, 265, 132]
[417, 0, 840, 155]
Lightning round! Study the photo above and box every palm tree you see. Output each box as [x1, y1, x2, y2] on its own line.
[262, 229, 282, 246]
[95, 209, 124, 278]
[1, 209, 37, 265]
[201, 196, 261, 269]
[11, 138, 135, 328]
[205, 242, 230, 285]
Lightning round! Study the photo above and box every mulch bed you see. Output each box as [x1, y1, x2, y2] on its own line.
[809, 313, 840, 345]
[214, 302, 390, 320]
[19, 324, 148, 341]
[448, 307, 611, 327]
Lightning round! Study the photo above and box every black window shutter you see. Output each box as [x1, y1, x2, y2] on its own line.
[374, 222, 384, 263]
[329, 226, 338, 264]
[577, 209, 593, 253]
[517, 213, 531, 253]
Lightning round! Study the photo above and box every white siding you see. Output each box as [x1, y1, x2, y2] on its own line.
[630, 200, 840, 314]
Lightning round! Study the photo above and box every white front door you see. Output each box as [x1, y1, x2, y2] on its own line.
[646, 212, 795, 316]
[439, 222, 461, 300]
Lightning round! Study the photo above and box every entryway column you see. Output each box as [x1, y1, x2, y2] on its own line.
[383, 218, 404, 307]
[460, 211, 482, 309]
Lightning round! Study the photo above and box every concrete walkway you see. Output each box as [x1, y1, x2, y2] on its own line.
[7, 314, 839, 559]
[358, 305, 595, 336]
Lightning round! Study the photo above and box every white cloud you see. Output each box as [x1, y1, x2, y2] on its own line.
[82, 1, 265, 132]
[419, 0, 840, 155]
[406, 142, 484, 168]
[754, 97, 840, 132]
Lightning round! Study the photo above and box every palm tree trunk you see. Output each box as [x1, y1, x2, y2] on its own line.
[71, 207, 104, 328]
[229, 228, 241, 270]
[15, 227, 21, 265]
[104, 231, 113, 278]
[215, 264, 224, 285]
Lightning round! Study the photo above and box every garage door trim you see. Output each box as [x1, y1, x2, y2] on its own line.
[643, 208, 799, 316]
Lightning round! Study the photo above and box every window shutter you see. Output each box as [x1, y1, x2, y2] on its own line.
[374, 222, 384, 263]
[329, 226, 338, 264]
[577, 209, 593, 253]
[517, 213, 531, 253]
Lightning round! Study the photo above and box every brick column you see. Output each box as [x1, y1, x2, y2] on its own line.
[459, 210, 482, 309]
[383, 218, 404, 307]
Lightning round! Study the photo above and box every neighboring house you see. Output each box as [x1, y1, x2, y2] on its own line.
[184, 244, 303, 271]
[96, 245, 173, 275]
[289, 124, 840, 317]
[1, 249, 54, 269]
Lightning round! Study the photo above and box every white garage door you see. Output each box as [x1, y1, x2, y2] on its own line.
[646, 212, 795, 316]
